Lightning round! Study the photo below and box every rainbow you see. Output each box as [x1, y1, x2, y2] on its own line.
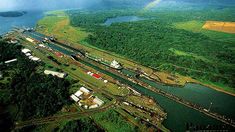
[143, 0, 162, 11]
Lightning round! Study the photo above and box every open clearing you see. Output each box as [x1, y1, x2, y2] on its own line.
[202, 21, 235, 34]
[169, 48, 211, 63]
[37, 11, 89, 43]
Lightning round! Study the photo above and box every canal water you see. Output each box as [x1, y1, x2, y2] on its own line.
[122, 69, 235, 119]
[27, 31, 232, 131]
[140, 78, 235, 119]
[0, 11, 44, 35]
[103, 16, 146, 26]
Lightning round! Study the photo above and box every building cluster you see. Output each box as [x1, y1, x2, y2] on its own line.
[70, 87, 104, 109]
[21, 48, 41, 62]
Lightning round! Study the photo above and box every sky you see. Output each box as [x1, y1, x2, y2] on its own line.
[1, 0, 234, 11]
[0, 0, 102, 11]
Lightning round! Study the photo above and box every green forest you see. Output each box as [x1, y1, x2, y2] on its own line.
[0, 40, 72, 131]
[68, 7, 235, 90]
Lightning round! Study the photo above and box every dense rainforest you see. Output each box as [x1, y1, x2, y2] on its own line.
[0, 40, 72, 131]
[68, 7, 235, 89]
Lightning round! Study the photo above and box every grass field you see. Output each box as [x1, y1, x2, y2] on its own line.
[169, 48, 211, 63]
[37, 11, 89, 43]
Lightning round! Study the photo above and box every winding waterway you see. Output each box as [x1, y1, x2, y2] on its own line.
[141, 78, 235, 119]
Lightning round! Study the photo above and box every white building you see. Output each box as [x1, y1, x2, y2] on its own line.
[28, 56, 34, 59]
[89, 104, 98, 109]
[26, 37, 34, 43]
[21, 48, 31, 54]
[10, 40, 18, 44]
[0, 71, 3, 79]
[104, 80, 108, 83]
[44, 70, 67, 78]
[80, 87, 90, 94]
[93, 97, 104, 106]
[74, 90, 83, 98]
[4, 58, 17, 64]
[30, 57, 41, 62]
[39, 44, 46, 48]
[70, 94, 80, 102]
[84, 105, 88, 109]
[25, 53, 31, 56]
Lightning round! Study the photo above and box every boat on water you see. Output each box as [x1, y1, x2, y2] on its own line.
[72, 53, 122, 70]
[86, 54, 123, 70]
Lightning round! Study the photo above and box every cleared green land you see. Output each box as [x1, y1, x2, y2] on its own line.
[37, 11, 89, 43]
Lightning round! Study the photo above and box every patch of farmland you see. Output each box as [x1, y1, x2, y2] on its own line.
[202, 21, 235, 34]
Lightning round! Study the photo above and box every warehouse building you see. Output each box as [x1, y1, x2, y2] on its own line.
[74, 90, 83, 98]
[93, 97, 104, 106]
[80, 87, 90, 95]
[44, 70, 67, 78]
[70, 94, 80, 102]
[4, 58, 17, 64]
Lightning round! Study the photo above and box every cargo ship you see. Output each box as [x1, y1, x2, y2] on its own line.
[71, 53, 122, 70]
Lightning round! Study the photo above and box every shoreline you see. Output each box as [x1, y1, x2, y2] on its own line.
[158, 78, 235, 97]
[196, 81, 235, 97]
[143, 71, 235, 97]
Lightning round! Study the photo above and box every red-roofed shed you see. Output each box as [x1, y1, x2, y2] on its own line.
[92, 73, 101, 79]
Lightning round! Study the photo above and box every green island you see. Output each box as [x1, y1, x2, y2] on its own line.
[0, 11, 26, 17]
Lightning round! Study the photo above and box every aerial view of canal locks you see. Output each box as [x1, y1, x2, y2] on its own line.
[0, 0, 235, 132]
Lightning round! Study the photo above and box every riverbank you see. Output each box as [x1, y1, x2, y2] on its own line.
[197, 81, 235, 97]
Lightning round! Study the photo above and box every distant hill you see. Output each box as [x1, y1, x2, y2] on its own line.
[0, 11, 26, 17]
